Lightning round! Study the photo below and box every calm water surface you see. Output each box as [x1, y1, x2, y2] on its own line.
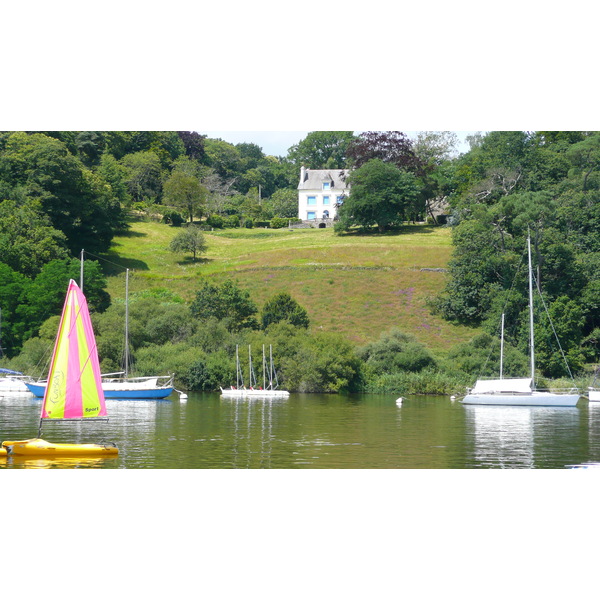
[2, 392, 600, 469]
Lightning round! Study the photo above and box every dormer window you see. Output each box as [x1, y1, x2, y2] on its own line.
[322, 182, 331, 191]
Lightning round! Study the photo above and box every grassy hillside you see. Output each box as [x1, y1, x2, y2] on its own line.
[99, 218, 479, 356]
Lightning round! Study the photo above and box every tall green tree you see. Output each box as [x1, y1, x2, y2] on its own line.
[336, 159, 420, 232]
[163, 170, 207, 222]
[0, 132, 122, 254]
[288, 131, 355, 169]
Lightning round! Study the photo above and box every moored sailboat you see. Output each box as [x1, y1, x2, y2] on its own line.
[2, 280, 118, 457]
[220, 344, 290, 399]
[462, 236, 580, 407]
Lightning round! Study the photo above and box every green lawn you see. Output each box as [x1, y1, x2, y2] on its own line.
[100, 219, 479, 355]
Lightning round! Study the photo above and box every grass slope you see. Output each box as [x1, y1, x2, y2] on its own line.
[100, 219, 479, 356]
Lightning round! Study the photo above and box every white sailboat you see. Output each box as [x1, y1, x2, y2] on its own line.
[462, 236, 580, 407]
[221, 344, 289, 399]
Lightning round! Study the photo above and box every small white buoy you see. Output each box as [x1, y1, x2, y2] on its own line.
[450, 395, 456, 401]
[179, 393, 188, 401]
[396, 397, 403, 406]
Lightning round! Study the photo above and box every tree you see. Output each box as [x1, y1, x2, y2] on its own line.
[121, 150, 163, 203]
[0, 262, 28, 357]
[0, 199, 69, 276]
[163, 170, 207, 222]
[190, 279, 258, 332]
[336, 159, 420, 232]
[288, 131, 355, 169]
[261, 292, 309, 329]
[267, 188, 298, 218]
[0, 132, 123, 255]
[346, 131, 424, 175]
[169, 225, 207, 261]
[177, 131, 206, 161]
[566, 133, 600, 191]
[18, 258, 109, 341]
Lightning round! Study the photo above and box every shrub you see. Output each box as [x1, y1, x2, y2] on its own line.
[270, 217, 288, 229]
[206, 214, 224, 229]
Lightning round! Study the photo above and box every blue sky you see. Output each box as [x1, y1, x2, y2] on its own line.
[200, 131, 479, 157]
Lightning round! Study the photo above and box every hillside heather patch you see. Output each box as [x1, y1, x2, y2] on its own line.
[101, 221, 478, 356]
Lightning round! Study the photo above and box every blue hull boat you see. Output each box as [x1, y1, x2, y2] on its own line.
[25, 379, 174, 400]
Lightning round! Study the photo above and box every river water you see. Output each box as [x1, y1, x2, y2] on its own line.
[2, 392, 600, 469]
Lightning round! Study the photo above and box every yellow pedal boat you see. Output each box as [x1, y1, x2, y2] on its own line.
[2, 438, 118, 457]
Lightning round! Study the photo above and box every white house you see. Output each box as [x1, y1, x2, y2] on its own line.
[297, 166, 350, 224]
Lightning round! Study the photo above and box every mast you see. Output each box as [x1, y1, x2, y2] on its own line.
[248, 345, 253, 389]
[80, 249, 85, 291]
[527, 236, 536, 389]
[262, 344, 267, 389]
[500, 313, 505, 380]
[124, 268, 130, 378]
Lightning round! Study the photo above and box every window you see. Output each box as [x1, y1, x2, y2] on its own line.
[323, 195, 330, 205]
[307, 211, 316, 220]
[307, 196, 317, 206]
[323, 182, 331, 190]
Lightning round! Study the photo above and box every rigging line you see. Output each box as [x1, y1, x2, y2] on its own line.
[532, 270, 576, 383]
[82, 250, 130, 273]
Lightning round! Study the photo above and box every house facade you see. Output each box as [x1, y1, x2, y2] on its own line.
[297, 166, 350, 224]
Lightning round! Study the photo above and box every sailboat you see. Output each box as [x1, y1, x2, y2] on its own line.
[2, 280, 118, 457]
[220, 344, 290, 399]
[25, 268, 175, 400]
[462, 236, 580, 407]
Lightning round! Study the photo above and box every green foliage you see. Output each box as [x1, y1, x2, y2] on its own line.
[336, 159, 421, 232]
[190, 280, 258, 332]
[357, 328, 437, 374]
[288, 131, 355, 169]
[169, 225, 207, 261]
[0, 200, 69, 276]
[270, 217, 288, 229]
[163, 169, 207, 222]
[261, 292, 309, 329]
[17, 258, 109, 343]
[0, 132, 123, 254]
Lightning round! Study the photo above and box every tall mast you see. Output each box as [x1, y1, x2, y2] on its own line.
[124, 268, 130, 378]
[527, 236, 536, 389]
[80, 249, 84, 291]
[500, 313, 505, 380]
[262, 344, 266, 389]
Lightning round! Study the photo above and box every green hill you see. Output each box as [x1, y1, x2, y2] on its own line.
[100, 218, 479, 356]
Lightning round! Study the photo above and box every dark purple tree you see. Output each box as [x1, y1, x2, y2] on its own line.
[177, 131, 207, 162]
[346, 131, 428, 176]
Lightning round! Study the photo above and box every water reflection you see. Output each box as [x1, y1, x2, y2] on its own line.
[464, 405, 581, 468]
[220, 396, 288, 468]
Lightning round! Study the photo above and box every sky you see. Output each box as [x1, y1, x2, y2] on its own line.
[199, 131, 479, 157]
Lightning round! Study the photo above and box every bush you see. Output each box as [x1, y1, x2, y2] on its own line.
[244, 219, 254, 229]
[206, 214, 224, 229]
[270, 217, 288, 229]
[223, 215, 240, 228]
[357, 328, 436, 374]
[162, 211, 185, 226]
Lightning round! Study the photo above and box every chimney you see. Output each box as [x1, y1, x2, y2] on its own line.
[300, 165, 306, 184]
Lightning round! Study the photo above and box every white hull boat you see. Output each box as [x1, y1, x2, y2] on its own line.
[462, 237, 581, 408]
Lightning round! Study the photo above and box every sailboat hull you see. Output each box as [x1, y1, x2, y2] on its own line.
[220, 388, 290, 399]
[2, 438, 118, 457]
[462, 392, 580, 407]
[26, 381, 173, 400]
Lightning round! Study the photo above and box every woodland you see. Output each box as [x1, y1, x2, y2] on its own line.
[0, 130, 599, 393]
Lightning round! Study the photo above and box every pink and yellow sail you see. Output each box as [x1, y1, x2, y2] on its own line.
[41, 279, 107, 420]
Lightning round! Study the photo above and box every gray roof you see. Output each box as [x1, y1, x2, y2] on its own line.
[298, 168, 350, 190]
